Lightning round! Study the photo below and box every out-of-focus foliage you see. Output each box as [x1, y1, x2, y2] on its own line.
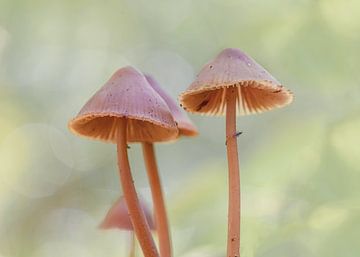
[0, 0, 359, 256]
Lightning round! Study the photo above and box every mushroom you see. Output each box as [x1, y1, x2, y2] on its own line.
[69, 66, 178, 257]
[145, 74, 198, 137]
[141, 74, 198, 257]
[179, 48, 293, 257]
[100, 196, 155, 257]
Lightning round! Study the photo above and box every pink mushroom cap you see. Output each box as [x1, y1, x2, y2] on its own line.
[100, 196, 155, 231]
[179, 48, 293, 116]
[145, 74, 198, 137]
[69, 66, 178, 143]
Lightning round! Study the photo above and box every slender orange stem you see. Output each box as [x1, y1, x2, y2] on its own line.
[117, 118, 159, 257]
[226, 88, 241, 257]
[129, 232, 136, 257]
[142, 142, 172, 257]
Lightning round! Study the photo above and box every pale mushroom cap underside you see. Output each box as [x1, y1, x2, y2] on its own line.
[69, 66, 178, 143]
[145, 74, 198, 137]
[100, 196, 155, 231]
[179, 48, 293, 116]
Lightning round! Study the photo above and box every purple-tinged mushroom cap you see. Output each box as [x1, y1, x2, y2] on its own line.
[179, 48, 293, 116]
[100, 196, 155, 231]
[145, 74, 198, 137]
[68, 66, 178, 143]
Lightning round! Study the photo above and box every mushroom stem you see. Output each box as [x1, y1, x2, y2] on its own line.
[129, 232, 136, 257]
[117, 118, 159, 257]
[225, 88, 241, 257]
[142, 142, 172, 257]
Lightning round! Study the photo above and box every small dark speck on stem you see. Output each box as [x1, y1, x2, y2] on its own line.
[225, 131, 243, 145]
[235, 131, 243, 137]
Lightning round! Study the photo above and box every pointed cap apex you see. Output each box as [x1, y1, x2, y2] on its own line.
[179, 48, 293, 116]
[69, 66, 178, 143]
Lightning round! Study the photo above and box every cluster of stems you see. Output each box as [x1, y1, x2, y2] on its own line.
[117, 118, 172, 257]
[117, 89, 242, 257]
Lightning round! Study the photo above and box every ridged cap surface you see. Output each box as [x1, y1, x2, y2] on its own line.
[145, 74, 198, 137]
[179, 48, 293, 116]
[69, 66, 178, 143]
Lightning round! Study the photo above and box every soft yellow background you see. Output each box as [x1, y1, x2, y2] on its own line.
[0, 1, 359, 256]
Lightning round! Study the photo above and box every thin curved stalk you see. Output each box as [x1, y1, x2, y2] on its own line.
[117, 118, 159, 257]
[226, 88, 241, 257]
[142, 142, 172, 257]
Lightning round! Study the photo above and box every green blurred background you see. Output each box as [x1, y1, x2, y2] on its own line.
[0, 0, 359, 256]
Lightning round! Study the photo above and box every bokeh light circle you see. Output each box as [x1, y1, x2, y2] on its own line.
[0, 123, 73, 198]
